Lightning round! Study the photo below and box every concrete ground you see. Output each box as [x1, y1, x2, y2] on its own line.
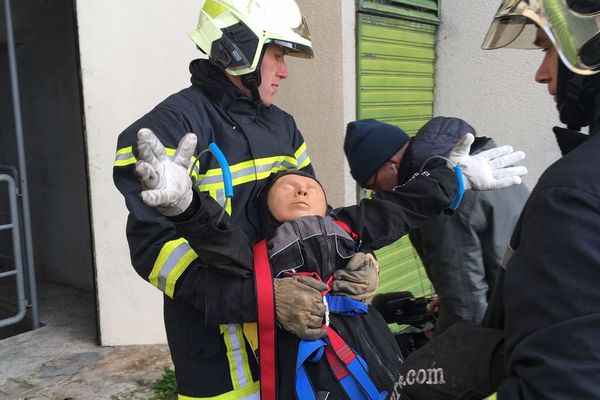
[0, 282, 173, 400]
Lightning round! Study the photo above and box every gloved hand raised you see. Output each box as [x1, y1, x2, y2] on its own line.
[274, 275, 328, 340]
[447, 133, 527, 190]
[135, 128, 196, 216]
[332, 252, 379, 304]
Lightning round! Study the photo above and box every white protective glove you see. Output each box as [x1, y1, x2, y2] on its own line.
[135, 128, 197, 216]
[447, 133, 527, 190]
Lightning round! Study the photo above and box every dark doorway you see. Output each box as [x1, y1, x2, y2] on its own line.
[1, 0, 95, 339]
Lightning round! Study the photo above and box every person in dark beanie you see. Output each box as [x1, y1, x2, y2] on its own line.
[344, 116, 529, 397]
[344, 118, 411, 189]
[349, 117, 530, 335]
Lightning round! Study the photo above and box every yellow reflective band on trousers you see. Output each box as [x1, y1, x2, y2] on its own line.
[220, 324, 254, 390]
[178, 381, 260, 400]
[148, 238, 197, 298]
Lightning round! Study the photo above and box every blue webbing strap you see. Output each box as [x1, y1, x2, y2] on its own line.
[325, 294, 368, 316]
[295, 295, 386, 400]
[325, 326, 388, 400]
[295, 338, 327, 400]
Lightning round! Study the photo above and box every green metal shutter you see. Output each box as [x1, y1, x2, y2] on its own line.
[356, 2, 439, 297]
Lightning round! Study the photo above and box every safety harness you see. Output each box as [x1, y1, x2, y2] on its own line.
[253, 220, 387, 400]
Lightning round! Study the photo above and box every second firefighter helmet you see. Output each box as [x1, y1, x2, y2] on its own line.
[189, 0, 313, 76]
[481, 0, 600, 76]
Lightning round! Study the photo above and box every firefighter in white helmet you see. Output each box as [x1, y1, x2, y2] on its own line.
[113, 1, 372, 398]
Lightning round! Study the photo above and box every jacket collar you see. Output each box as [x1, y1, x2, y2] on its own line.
[189, 59, 262, 117]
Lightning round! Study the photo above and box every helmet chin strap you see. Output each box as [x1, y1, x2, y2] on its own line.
[242, 71, 262, 106]
[241, 45, 268, 106]
[557, 61, 589, 131]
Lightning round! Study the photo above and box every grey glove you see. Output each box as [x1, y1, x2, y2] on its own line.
[332, 252, 379, 304]
[135, 128, 196, 216]
[274, 275, 328, 340]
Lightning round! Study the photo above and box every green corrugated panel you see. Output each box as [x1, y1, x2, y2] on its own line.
[388, 0, 438, 12]
[375, 237, 432, 297]
[356, 10, 437, 297]
[359, 0, 438, 24]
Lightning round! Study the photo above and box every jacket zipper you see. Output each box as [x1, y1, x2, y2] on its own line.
[318, 217, 334, 279]
[359, 331, 397, 385]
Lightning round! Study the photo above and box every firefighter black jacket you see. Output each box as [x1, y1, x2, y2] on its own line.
[113, 59, 313, 398]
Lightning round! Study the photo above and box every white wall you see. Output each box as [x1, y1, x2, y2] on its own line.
[77, 0, 355, 345]
[77, 0, 201, 345]
[276, 0, 357, 207]
[435, 2, 562, 188]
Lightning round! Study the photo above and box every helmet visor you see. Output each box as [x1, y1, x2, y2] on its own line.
[481, 16, 539, 49]
[267, 15, 313, 59]
[482, 0, 600, 75]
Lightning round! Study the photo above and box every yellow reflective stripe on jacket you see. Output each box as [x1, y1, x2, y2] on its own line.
[114, 142, 310, 186]
[295, 142, 311, 170]
[148, 238, 197, 298]
[177, 381, 259, 400]
[114, 146, 136, 167]
[220, 324, 254, 390]
[113, 147, 200, 179]
[196, 154, 299, 193]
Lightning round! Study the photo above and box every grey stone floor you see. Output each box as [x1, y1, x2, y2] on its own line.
[0, 282, 172, 400]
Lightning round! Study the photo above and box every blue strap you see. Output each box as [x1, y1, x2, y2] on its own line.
[208, 142, 233, 198]
[296, 339, 327, 400]
[341, 355, 387, 400]
[448, 164, 464, 210]
[297, 339, 385, 400]
[326, 294, 368, 316]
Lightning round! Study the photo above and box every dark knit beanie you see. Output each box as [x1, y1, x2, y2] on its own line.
[344, 119, 410, 187]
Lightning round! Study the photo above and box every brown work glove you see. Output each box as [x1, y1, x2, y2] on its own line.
[331, 252, 379, 304]
[274, 275, 328, 340]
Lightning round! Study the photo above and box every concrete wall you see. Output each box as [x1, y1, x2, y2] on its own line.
[77, 0, 355, 345]
[435, 2, 562, 188]
[76, 0, 200, 345]
[276, 0, 357, 208]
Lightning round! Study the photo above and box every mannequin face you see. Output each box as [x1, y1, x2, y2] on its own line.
[267, 174, 327, 222]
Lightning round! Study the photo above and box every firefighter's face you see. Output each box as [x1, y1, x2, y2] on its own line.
[258, 45, 289, 107]
[534, 28, 559, 103]
[268, 174, 327, 222]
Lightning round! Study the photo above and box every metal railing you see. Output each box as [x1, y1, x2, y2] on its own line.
[1, 0, 39, 330]
[0, 173, 27, 328]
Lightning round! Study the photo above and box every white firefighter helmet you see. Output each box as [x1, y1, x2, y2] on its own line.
[189, 0, 313, 77]
[481, 0, 600, 75]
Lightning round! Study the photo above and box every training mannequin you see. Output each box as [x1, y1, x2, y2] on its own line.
[258, 171, 403, 399]
[134, 129, 526, 399]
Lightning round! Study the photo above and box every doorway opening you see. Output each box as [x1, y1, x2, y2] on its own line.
[1, 0, 96, 341]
